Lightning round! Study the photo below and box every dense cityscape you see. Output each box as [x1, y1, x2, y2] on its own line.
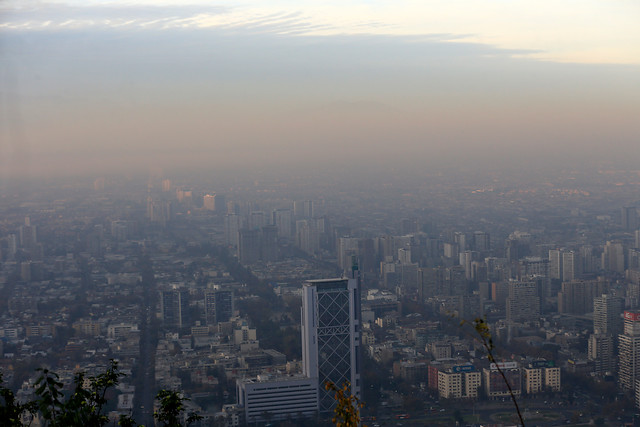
[2, 0, 639, 425]
[1, 165, 640, 426]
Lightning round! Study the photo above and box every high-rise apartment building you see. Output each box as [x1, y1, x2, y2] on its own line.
[603, 241, 626, 274]
[147, 197, 172, 226]
[589, 334, 616, 376]
[357, 239, 376, 273]
[594, 294, 623, 336]
[618, 311, 640, 391]
[487, 257, 506, 279]
[273, 208, 293, 239]
[236, 226, 280, 265]
[506, 281, 540, 324]
[473, 231, 490, 252]
[224, 214, 242, 247]
[417, 267, 441, 300]
[491, 281, 509, 308]
[203, 194, 216, 211]
[562, 251, 579, 282]
[337, 237, 359, 272]
[294, 200, 314, 219]
[161, 288, 189, 329]
[444, 266, 467, 296]
[301, 275, 361, 412]
[19, 217, 37, 251]
[630, 249, 640, 271]
[249, 211, 266, 230]
[238, 229, 261, 265]
[579, 245, 599, 275]
[549, 249, 564, 280]
[205, 286, 234, 325]
[260, 225, 279, 262]
[459, 251, 476, 280]
[443, 242, 459, 263]
[519, 257, 549, 279]
[505, 232, 531, 262]
[622, 206, 638, 231]
[296, 220, 320, 255]
[7, 234, 17, 260]
[558, 280, 608, 314]
[454, 232, 467, 252]
[303, 200, 314, 219]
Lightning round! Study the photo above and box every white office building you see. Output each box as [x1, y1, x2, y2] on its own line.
[236, 375, 319, 424]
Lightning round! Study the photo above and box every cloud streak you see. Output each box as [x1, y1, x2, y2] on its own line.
[0, 4, 379, 36]
[2, 1, 639, 64]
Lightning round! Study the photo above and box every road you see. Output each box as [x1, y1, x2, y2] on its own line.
[132, 257, 158, 426]
[371, 398, 607, 426]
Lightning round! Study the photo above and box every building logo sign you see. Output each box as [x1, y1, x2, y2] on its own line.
[490, 362, 518, 370]
[452, 365, 475, 373]
[624, 311, 640, 321]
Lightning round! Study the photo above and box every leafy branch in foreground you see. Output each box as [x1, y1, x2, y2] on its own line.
[467, 317, 525, 427]
[34, 359, 124, 427]
[1, 372, 37, 426]
[5, 363, 371, 427]
[154, 389, 202, 427]
[2, 361, 207, 427]
[324, 381, 364, 427]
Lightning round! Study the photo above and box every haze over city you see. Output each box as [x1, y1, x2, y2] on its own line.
[2, 0, 640, 181]
[4, 2, 640, 427]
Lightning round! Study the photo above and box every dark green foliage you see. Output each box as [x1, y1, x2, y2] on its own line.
[453, 409, 464, 425]
[1, 362, 207, 427]
[1, 360, 122, 427]
[34, 368, 65, 424]
[34, 359, 123, 427]
[154, 389, 202, 427]
[0, 372, 37, 426]
[118, 414, 138, 427]
[3, 363, 370, 427]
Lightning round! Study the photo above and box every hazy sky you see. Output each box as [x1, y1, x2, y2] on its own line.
[1, 0, 640, 179]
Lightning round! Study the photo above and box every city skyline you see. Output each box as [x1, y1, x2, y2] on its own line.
[1, 165, 640, 423]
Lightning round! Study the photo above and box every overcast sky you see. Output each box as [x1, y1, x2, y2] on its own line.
[2, 0, 640, 179]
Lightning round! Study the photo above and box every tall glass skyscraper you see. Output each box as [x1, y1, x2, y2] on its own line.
[301, 273, 361, 412]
